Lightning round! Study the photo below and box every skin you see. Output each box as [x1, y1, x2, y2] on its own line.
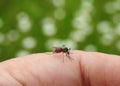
[0, 50, 120, 86]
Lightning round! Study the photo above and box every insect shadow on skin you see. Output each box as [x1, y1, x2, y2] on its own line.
[47, 45, 73, 62]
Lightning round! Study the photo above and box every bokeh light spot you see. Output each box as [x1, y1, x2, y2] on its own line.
[82, 1, 94, 12]
[115, 24, 120, 36]
[22, 37, 37, 49]
[52, 0, 65, 7]
[116, 40, 120, 50]
[17, 12, 32, 32]
[97, 21, 112, 34]
[54, 8, 66, 20]
[42, 17, 57, 36]
[84, 44, 97, 51]
[0, 33, 5, 44]
[0, 18, 3, 28]
[105, 1, 117, 14]
[16, 50, 30, 57]
[62, 39, 77, 49]
[70, 30, 86, 42]
[46, 39, 62, 50]
[7, 30, 20, 42]
[112, 13, 120, 24]
[46, 38, 77, 50]
[113, 0, 120, 11]
[100, 33, 115, 46]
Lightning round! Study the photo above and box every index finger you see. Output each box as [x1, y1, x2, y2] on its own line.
[0, 50, 120, 86]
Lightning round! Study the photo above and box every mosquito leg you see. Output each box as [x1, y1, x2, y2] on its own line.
[62, 44, 65, 47]
[66, 53, 73, 61]
[62, 53, 64, 63]
[68, 49, 73, 54]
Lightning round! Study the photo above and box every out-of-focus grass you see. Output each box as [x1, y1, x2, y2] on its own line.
[0, 0, 120, 61]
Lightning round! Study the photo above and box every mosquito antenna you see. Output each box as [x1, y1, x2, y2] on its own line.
[68, 48, 71, 50]
[62, 44, 66, 48]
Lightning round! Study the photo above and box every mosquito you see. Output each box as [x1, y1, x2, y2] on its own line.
[52, 45, 73, 62]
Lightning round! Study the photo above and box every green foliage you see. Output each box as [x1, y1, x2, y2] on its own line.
[0, 0, 120, 61]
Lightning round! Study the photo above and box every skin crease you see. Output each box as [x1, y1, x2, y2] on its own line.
[0, 50, 120, 86]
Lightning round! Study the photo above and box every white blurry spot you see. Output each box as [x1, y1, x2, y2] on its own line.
[82, 26, 93, 36]
[70, 31, 87, 42]
[0, 33, 5, 44]
[84, 44, 97, 51]
[46, 39, 62, 50]
[116, 40, 120, 50]
[100, 33, 114, 46]
[54, 8, 66, 20]
[42, 17, 56, 36]
[52, 0, 65, 7]
[72, 15, 90, 29]
[7, 30, 20, 42]
[16, 50, 30, 57]
[22, 37, 37, 49]
[97, 21, 112, 34]
[105, 1, 117, 14]
[46, 39, 77, 50]
[17, 12, 32, 32]
[72, 17, 82, 29]
[113, 0, 120, 11]
[72, 14, 92, 34]
[62, 39, 77, 49]
[112, 13, 120, 24]
[0, 18, 3, 28]
[115, 24, 120, 36]
[82, 1, 93, 12]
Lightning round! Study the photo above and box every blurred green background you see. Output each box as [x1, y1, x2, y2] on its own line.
[0, 0, 120, 61]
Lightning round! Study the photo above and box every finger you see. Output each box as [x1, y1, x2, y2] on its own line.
[0, 50, 120, 86]
[0, 51, 82, 86]
[78, 51, 120, 86]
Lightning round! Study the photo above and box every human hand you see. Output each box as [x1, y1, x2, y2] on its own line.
[0, 50, 120, 86]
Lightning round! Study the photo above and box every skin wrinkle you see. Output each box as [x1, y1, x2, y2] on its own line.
[0, 51, 120, 86]
[27, 65, 45, 86]
[85, 71, 91, 86]
[17, 59, 45, 86]
[7, 71, 26, 86]
[83, 52, 109, 86]
[84, 56, 92, 86]
[79, 60, 85, 86]
[24, 58, 44, 86]
[84, 53, 99, 86]
[4, 65, 26, 86]
[4, 59, 36, 86]
[4, 60, 30, 86]
[0, 69, 23, 86]
[0, 67, 23, 86]
[4, 55, 43, 86]
[23, 69, 41, 86]
[79, 58, 92, 86]
[103, 69, 107, 86]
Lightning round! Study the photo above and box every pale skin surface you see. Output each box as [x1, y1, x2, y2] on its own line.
[0, 50, 120, 86]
